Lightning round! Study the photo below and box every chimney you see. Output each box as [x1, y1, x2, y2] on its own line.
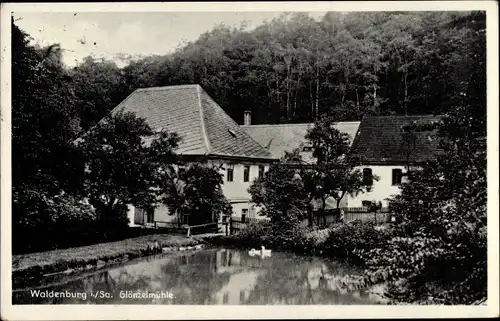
[244, 110, 251, 125]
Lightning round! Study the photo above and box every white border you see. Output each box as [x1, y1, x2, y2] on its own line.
[1, 1, 499, 320]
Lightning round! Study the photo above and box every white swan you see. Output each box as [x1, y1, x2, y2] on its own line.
[261, 246, 272, 257]
[248, 248, 261, 256]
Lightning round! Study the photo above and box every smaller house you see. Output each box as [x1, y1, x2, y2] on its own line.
[348, 115, 443, 207]
[241, 117, 360, 165]
[241, 115, 360, 209]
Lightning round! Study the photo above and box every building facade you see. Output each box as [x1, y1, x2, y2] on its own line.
[104, 84, 276, 226]
[347, 115, 442, 207]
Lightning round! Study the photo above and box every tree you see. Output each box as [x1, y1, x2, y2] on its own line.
[70, 56, 129, 130]
[363, 77, 486, 304]
[160, 163, 232, 226]
[305, 116, 378, 210]
[248, 152, 308, 226]
[76, 110, 180, 230]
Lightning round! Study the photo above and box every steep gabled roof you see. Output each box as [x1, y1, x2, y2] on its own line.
[350, 115, 443, 165]
[241, 122, 360, 164]
[109, 84, 274, 160]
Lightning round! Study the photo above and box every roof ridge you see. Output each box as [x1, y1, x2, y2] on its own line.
[196, 85, 211, 155]
[363, 114, 441, 118]
[135, 84, 200, 92]
[241, 121, 361, 128]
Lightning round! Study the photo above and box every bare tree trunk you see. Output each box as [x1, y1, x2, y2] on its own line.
[294, 71, 301, 117]
[315, 64, 320, 119]
[310, 82, 314, 120]
[286, 64, 291, 119]
[404, 71, 408, 115]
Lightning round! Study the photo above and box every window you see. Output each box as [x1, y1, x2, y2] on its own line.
[146, 208, 155, 223]
[241, 209, 248, 222]
[258, 165, 265, 179]
[362, 201, 372, 207]
[302, 145, 313, 152]
[392, 168, 403, 186]
[243, 165, 250, 182]
[362, 168, 373, 185]
[226, 164, 234, 182]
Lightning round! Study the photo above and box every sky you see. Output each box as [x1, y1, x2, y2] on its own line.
[13, 12, 326, 68]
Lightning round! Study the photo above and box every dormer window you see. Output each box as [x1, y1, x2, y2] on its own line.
[302, 145, 313, 152]
[228, 129, 237, 137]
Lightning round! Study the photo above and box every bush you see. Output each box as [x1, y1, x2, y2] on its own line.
[320, 220, 392, 263]
[224, 216, 391, 262]
[13, 192, 99, 254]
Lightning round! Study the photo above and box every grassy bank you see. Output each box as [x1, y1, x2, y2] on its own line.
[12, 234, 203, 289]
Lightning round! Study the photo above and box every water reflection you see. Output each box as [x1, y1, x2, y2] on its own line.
[13, 249, 386, 305]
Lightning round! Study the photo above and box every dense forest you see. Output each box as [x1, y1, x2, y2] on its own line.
[18, 11, 486, 130]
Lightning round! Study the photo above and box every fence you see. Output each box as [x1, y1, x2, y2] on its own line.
[228, 216, 270, 235]
[338, 207, 391, 224]
[148, 220, 219, 236]
[227, 207, 392, 234]
[309, 207, 391, 226]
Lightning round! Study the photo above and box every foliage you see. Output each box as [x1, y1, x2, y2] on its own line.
[364, 76, 486, 304]
[322, 221, 392, 263]
[12, 189, 97, 254]
[37, 11, 485, 128]
[160, 163, 233, 226]
[305, 116, 379, 209]
[76, 110, 180, 231]
[248, 155, 308, 224]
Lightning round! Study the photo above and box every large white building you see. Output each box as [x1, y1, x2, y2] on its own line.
[108, 84, 276, 226]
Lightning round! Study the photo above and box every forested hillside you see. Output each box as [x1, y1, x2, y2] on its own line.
[18, 11, 485, 130]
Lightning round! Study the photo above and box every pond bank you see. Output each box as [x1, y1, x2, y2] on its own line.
[12, 234, 206, 289]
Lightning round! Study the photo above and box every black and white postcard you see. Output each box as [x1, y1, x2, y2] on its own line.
[1, 1, 498, 320]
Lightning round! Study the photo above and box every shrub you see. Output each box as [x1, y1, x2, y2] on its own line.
[323, 220, 392, 263]
[13, 190, 99, 254]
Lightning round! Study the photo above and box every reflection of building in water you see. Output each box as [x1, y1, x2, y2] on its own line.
[215, 249, 262, 274]
[214, 271, 261, 304]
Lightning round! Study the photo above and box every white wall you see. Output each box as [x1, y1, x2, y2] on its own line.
[127, 160, 271, 226]
[215, 162, 270, 202]
[347, 165, 406, 207]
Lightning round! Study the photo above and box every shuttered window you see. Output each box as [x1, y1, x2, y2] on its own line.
[362, 168, 373, 185]
[392, 168, 403, 185]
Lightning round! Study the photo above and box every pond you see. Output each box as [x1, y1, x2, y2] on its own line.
[13, 248, 387, 305]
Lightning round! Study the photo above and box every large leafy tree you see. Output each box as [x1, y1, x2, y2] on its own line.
[305, 116, 378, 210]
[160, 163, 232, 226]
[11, 19, 92, 253]
[248, 154, 308, 226]
[77, 110, 180, 230]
